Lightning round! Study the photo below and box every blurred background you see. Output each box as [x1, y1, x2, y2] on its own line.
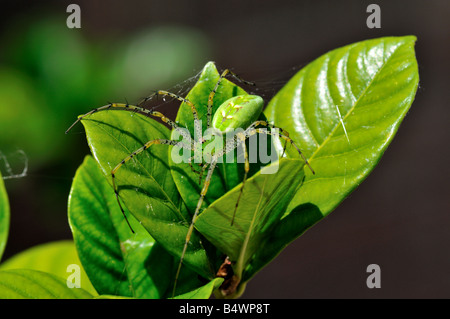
[0, 0, 448, 298]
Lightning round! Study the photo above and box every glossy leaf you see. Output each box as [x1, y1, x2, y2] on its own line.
[68, 156, 205, 298]
[0, 169, 9, 261]
[263, 36, 419, 251]
[96, 279, 224, 299]
[0, 240, 96, 295]
[80, 110, 214, 279]
[196, 159, 304, 285]
[173, 277, 224, 299]
[0, 269, 93, 299]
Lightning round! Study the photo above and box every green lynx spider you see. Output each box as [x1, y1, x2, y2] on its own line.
[66, 68, 314, 297]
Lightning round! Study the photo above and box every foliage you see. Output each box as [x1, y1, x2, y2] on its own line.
[0, 36, 418, 298]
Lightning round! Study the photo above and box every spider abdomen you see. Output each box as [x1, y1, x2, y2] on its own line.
[211, 95, 264, 132]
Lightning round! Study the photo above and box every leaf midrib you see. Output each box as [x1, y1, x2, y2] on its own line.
[84, 160, 136, 296]
[235, 175, 268, 278]
[306, 41, 398, 163]
[91, 118, 186, 222]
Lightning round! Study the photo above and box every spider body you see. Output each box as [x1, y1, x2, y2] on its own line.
[67, 65, 314, 297]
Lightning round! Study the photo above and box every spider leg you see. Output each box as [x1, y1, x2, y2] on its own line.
[210, 133, 250, 226]
[247, 120, 289, 135]
[216, 125, 314, 229]
[154, 90, 202, 142]
[187, 155, 201, 174]
[249, 127, 315, 174]
[207, 69, 256, 129]
[138, 90, 200, 137]
[197, 162, 210, 185]
[247, 120, 289, 156]
[231, 132, 249, 226]
[65, 102, 192, 144]
[111, 138, 190, 234]
[172, 157, 218, 297]
[187, 155, 208, 185]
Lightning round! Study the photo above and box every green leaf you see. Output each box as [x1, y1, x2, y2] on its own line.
[0, 169, 9, 261]
[96, 278, 224, 299]
[243, 202, 323, 282]
[79, 108, 214, 280]
[264, 36, 419, 244]
[173, 278, 224, 299]
[0, 269, 93, 299]
[69, 155, 204, 298]
[69, 155, 154, 297]
[95, 295, 134, 299]
[195, 159, 304, 287]
[0, 240, 96, 296]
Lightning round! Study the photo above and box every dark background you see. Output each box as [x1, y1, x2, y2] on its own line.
[0, 0, 449, 298]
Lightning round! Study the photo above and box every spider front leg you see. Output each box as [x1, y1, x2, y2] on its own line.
[139, 90, 202, 141]
[65, 101, 192, 144]
[207, 132, 250, 226]
[111, 138, 190, 233]
[173, 156, 218, 297]
[187, 155, 202, 174]
[187, 155, 209, 185]
[247, 127, 315, 174]
[207, 69, 256, 129]
[197, 162, 210, 185]
[247, 120, 291, 156]
[231, 132, 249, 226]
[214, 125, 311, 229]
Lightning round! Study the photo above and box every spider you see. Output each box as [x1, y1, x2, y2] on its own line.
[66, 67, 314, 297]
